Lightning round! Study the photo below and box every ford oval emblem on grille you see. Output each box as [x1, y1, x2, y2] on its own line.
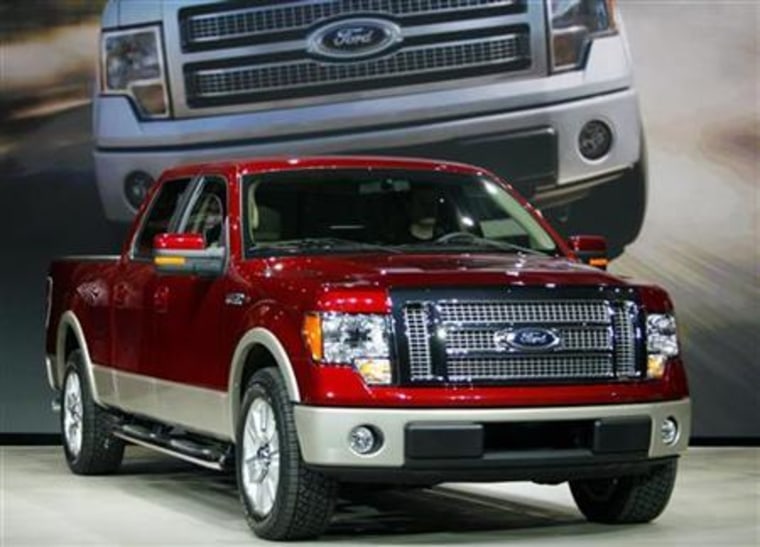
[495, 328, 562, 352]
[307, 18, 402, 60]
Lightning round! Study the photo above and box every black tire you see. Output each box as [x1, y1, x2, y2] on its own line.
[61, 350, 124, 475]
[570, 460, 678, 524]
[236, 368, 337, 541]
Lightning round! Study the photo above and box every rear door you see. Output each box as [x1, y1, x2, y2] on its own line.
[110, 178, 192, 408]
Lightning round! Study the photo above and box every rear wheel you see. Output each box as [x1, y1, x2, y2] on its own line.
[61, 350, 124, 475]
[236, 368, 337, 540]
[570, 460, 678, 524]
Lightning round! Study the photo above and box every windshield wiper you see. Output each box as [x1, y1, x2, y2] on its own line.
[249, 238, 400, 254]
[400, 232, 550, 256]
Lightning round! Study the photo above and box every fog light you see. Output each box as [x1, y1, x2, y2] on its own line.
[661, 417, 679, 445]
[348, 425, 381, 455]
[578, 120, 613, 160]
[124, 171, 155, 210]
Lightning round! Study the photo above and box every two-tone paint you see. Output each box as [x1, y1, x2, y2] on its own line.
[46, 156, 689, 450]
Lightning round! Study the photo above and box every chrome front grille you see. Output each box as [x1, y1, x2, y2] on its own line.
[179, 0, 533, 110]
[399, 297, 642, 384]
[183, 0, 523, 47]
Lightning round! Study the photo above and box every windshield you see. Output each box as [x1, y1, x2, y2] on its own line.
[242, 169, 558, 257]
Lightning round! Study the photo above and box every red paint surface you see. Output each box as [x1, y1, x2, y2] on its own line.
[46, 157, 689, 406]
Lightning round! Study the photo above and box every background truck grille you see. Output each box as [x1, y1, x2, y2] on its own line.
[179, 0, 532, 109]
[396, 294, 643, 384]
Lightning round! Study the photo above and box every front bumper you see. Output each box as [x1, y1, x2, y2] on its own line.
[94, 87, 642, 221]
[294, 398, 690, 482]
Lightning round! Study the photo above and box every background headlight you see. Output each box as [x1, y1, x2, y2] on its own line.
[646, 313, 679, 379]
[548, 0, 618, 72]
[303, 313, 392, 385]
[101, 26, 169, 118]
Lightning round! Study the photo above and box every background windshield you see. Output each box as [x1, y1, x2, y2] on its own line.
[243, 169, 557, 255]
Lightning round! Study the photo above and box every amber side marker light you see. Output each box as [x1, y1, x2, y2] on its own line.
[154, 256, 186, 267]
[302, 313, 323, 361]
[588, 257, 609, 268]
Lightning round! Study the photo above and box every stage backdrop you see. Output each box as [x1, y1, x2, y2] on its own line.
[0, 1, 757, 438]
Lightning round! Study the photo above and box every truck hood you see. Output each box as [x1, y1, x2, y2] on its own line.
[253, 252, 629, 289]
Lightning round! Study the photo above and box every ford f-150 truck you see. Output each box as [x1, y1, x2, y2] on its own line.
[95, 0, 647, 257]
[46, 157, 689, 541]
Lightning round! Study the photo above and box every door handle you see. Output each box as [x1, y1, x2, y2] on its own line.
[154, 285, 170, 313]
[225, 292, 250, 307]
[113, 284, 128, 308]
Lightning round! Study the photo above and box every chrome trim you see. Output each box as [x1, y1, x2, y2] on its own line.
[113, 430, 225, 471]
[294, 398, 692, 467]
[165, 0, 547, 118]
[187, 33, 526, 100]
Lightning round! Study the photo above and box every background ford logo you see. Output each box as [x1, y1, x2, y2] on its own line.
[307, 18, 402, 60]
[495, 328, 562, 351]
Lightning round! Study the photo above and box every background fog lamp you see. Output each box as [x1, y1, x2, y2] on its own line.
[579, 120, 613, 160]
[349, 426, 381, 455]
[124, 171, 155, 210]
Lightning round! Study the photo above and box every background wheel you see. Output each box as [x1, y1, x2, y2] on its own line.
[236, 367, 337, 541]
[570, 460, 678, 524]
[61, 350, 124, 475]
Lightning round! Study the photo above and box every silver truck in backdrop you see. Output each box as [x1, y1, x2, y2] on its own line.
[94, 0, 647, 256]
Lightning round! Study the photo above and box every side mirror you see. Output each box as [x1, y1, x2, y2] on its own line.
[568, 235, 609, 270]
[153, 233, 225, 276]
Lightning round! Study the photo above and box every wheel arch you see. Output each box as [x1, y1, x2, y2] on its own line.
[228, 327, 301, 435]
[55, 311, 102, 405]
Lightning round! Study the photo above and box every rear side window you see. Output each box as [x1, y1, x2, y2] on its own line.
[133, 178, 191, 259]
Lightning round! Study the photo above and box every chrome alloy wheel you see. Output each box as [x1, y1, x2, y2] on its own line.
[242, 397, 281, 517]
[63, 371, 84, 457]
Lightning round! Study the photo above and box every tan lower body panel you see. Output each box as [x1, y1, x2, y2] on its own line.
[92, 364, 232, 441]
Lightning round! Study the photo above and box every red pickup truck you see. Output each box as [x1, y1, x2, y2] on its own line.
[45, 156, 689, 540]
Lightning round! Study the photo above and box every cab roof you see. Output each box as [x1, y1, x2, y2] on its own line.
[158, 155, 495, 182]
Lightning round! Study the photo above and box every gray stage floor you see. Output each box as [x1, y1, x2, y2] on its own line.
[1, 447, 757, 546]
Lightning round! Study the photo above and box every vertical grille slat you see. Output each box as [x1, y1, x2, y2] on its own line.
[399, 298, 642, 384]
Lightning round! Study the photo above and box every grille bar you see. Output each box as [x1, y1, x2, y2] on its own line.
[437, 300, 611, 325]
[182, 0, 522, 46]
[186, 34, 526, 101]
[448, 355, 615, 381]
[446, 326, 613, 355]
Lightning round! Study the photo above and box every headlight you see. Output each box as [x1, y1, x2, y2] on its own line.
[646, 313, 679, 379]
[302, 312, 392, 385]
[101, 26, 170, 118]
[548, 0, 618, 72]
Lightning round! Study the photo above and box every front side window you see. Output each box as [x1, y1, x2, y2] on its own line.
[181, 176, 227, 249]
[133, 178, 191, 259]
[242, 169, 557, 257]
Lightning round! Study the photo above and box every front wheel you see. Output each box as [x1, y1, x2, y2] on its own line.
[236, 368, 337, 540]
[570, 460, 678, 524]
